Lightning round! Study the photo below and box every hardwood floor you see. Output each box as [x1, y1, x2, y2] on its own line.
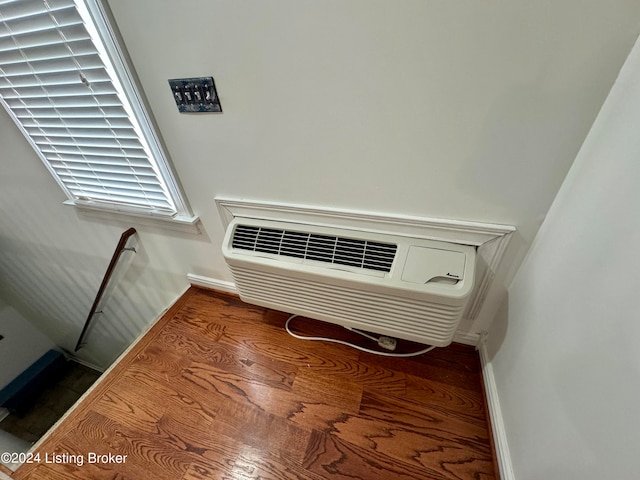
[12, 287, 497, 480]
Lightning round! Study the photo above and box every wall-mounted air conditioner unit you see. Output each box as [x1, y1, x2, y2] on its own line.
[222, 217, 476, 347]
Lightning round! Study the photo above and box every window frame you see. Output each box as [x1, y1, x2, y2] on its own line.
[0, 0, 198, 226]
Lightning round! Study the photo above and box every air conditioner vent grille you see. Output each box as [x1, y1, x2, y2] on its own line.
[232, 224, 397, 273]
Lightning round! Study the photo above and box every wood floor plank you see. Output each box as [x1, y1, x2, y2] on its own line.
[179, 443, 328, 480]
[183, 357, 361, 434]
[154, 321, 232, 362]
[11, 287, 496, 480]
[291, 370, 363, 413]
[58, 411, 190, 480]
[183, 340, 299, 391]
[219, 314, 361, 364]
[181, 359, 295, 413]
[131, 340, 193, 378]
[346, 391, 493, 469]
[155, 408, 327, 480]
[359, 343, 484, 392]
[304, 430, 451, 480]
[213, 398, 311, 465]
[172, 291, 240, 339]
[18, 464, 95, 480]
[222, 329, 409, 394]
[404, 374, 488, 425]
[119, 369, 219, 424]
[91, 387, 164, 435]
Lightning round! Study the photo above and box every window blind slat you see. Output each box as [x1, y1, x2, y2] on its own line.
[21, 115, 134, 129]
[6, 92, 121, 109]
[0, 0, 75, 25]
[61, 185, 168, 202]
[37, 139, 142, 152]
[0, 68, 110, 89]
[24, 117, 132, 129]
[49, 157, 154, 169]
[0, 14, 81, 43]
[0, 54, 103, 76]
[0, 38, 96, 65]
[51, 163, 157, 177]
[45, 159, 152, 175]
[0, 24, 87, 52]
[0, 80, 115, 99]
[70, 195, 173, 212]
[33, 131, 139, 144]
[61, 176, 168, 194]
[57, 173, 167, 192]
[36, 136, 142, 150]
[26, 126, 139, 138]
[41, 144, 147, 158]
[14, 105, 127, 120]
[66, 185, 173, 205]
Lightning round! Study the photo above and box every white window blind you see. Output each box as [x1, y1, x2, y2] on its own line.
[0, 0, 193, 221]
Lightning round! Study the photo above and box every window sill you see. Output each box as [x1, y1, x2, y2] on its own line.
[65, 200, 201, 235]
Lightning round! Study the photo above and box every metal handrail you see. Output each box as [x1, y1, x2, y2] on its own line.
[74, 228, 137, 352]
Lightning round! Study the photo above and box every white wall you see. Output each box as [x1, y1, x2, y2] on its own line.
[105, 0, 640, 333]
[487, 35, 640, 479]
[1, 0, 640, 366]
[0, 296, 57, 390]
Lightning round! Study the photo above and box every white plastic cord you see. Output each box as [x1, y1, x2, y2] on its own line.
[284, 315, 437, 358]
[345, 326, 379, 343]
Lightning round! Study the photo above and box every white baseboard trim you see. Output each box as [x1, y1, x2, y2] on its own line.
[479, 342, 515, 480]
[187, 274, 238, 294]
[67, 356, 105, 373]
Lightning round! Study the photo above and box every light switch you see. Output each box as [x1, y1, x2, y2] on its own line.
[168, 76, 222, 113]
